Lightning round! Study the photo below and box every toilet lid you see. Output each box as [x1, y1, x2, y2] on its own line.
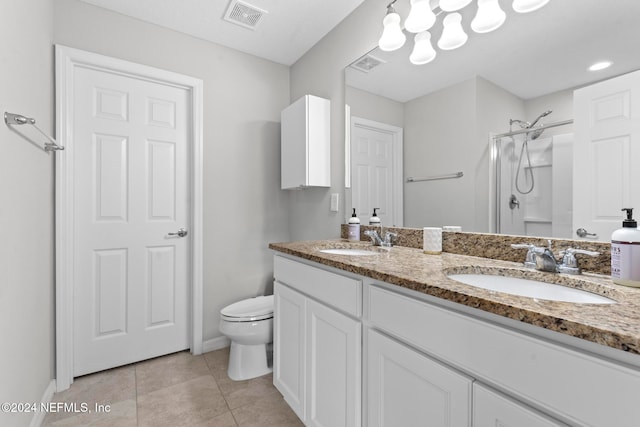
[221, 295, 274, 321]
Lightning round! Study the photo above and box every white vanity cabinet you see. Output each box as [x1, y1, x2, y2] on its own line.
[366, 283, 640, 427]
[473, 384, 567, 427]
[367, 328, 472, 427]
[273, 255, 361, 427]
[272, 252, 640, 427]
[280, 94, 330, 189]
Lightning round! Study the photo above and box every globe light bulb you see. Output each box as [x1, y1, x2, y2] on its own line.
[439, 0, 473, 12]
[378, 9, 406, 51]
[471, 0, 506, 33]
[438, 13, 468, 50]
[410, 31, 437, 65]
[512, 0, 550, 13]
[405, 0, 436, 33]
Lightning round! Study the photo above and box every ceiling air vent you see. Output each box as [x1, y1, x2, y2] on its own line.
[223, 0, 268, 30]
[349, 54, 386, 73]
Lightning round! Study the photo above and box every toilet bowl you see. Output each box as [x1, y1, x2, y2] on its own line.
[219, 295, 274, 381]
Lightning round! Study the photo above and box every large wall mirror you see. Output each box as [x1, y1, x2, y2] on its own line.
[345, 0, 640, 242]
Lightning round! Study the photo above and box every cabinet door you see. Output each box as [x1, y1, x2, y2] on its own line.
[473, 384, 567, 427]
[281, 95, 330, 189]
[307, 298, 361, 427]
[367, 329, 472, 427]
[274, 282, 306, 421]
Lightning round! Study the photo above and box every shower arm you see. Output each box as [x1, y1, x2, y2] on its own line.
[494, 119, 573, 139]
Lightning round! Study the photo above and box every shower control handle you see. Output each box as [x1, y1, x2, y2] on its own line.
[576, 228, 597, 239]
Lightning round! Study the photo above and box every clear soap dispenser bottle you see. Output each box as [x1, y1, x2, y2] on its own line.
[611, 208, 640, 287]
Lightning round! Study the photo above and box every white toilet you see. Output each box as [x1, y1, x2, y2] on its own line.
[219, 295, 274, 381]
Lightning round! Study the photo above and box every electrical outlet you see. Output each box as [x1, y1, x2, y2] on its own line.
[330, 193, 339, 212]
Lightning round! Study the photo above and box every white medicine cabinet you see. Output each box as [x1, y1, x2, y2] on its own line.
[281, 94, 331, 189]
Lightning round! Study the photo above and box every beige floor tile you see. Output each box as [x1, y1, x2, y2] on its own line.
[42, 347, 300, 427]
[216, 373, 279, 410]
[232, 391, 304, 427]
[190, 411, 238, 427]
[135, 350, 211, 396]
[137, 375, 229, 427]
[43, 399, 137, 427]
[43, 365, 136, 424]
[203, 347, 230, 380]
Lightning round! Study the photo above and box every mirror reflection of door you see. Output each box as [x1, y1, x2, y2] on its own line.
[351, 117, 403, 227]
[573, 69, 640, 241]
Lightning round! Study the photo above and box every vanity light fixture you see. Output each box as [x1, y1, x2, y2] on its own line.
[512, 0, 550, 13]
[438, 13, 468, 50]
[378, 2, 406, 51]
[471, 0, 506, 33]
[410, 31, 437, 64]
[440, 0, 473, 12]
[405, 0, 437, 33]
[377, 0, 551, 65]
[588, 61, 613, 71]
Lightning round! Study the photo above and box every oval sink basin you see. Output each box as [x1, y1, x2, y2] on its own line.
[319, 248, 379, 256]
[447, 274, 616, 304]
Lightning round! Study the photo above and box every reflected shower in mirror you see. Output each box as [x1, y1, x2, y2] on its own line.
[345, 0, 640, 241]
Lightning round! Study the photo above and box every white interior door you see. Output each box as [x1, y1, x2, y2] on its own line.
[71, 62, 191, 376]
[573, 70, 640, 241]
[351, 117, 403, 227]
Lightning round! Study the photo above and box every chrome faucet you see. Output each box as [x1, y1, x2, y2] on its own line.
[531, 242, 558, 273]
[364, 230, 397, 248]
[511, 241, 600, 275]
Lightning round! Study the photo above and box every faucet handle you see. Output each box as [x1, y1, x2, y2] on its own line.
[511, 243, 536, 269]
[558, 248, 600, 275]
[382, 232, 397, 247]
[559, 247, 600, 263]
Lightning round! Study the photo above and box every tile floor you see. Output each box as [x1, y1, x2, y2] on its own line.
[42, 347, 303, 426]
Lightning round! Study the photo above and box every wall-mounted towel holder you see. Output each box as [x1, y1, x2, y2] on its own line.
[406, 171, 463, 183]
[4, 112, 64, 152]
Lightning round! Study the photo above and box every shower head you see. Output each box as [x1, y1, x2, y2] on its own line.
[509, 118, 529, 129]
[528, 110, 552, 128]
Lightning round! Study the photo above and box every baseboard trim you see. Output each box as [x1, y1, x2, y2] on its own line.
[30, 379, 56, 427]
[202, 336, 230, 353]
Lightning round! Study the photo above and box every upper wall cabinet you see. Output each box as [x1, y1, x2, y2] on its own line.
[281, 95, 330, 189]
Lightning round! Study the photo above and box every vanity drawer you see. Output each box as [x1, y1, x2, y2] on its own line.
[274, 255, 362, 318]
[367, 284, 640, 427]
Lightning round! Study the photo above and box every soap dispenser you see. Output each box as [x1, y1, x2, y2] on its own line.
[348, 208, 360, 241]
[369, 208, 381, 226]
[611, 208, 640, 287]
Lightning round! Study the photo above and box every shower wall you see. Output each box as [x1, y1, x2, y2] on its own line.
[498, 133, 573, 238]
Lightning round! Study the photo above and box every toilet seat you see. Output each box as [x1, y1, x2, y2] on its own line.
[221, 295, 274, 322]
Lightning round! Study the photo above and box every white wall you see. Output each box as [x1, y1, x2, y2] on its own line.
[289, 0, 388, 238]
[524, 88, 574, 137]
[0, 0, 55, 426]
[346, 86, 404, 128]
[54, 0, 291, 346]
[404, 78, 477, 229]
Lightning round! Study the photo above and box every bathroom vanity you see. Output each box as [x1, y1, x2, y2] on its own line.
[270, 240, 640, 427]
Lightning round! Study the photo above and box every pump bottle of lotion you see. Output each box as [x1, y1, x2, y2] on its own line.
[369, 208, 381, 226]
[348, 208, 360, 241]
[611, 208, 640, 287]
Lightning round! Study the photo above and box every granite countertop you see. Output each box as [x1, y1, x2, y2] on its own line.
[269, 239, 640, 355]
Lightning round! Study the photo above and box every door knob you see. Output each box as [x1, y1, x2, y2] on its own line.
[576, 228, 597, 238]
[168, 228, 188, 238]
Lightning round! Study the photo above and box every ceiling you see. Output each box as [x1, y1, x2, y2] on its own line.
[78, 0, 640, 102]
[347, 0, 640, 102]
[78, 0, 365, 66]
